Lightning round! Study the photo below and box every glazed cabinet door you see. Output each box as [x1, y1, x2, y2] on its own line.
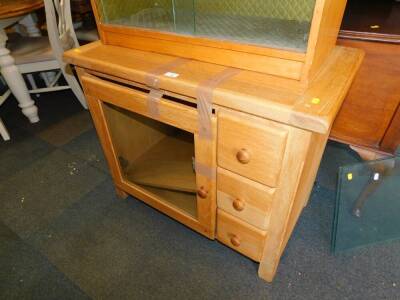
[79, 72, 216, 238]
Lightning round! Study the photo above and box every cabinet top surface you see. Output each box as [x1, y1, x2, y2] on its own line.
[64, 41, 363, 134]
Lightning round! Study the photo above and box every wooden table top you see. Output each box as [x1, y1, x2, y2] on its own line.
[64, 42, 364, 134]
[0, 0, 43, 19]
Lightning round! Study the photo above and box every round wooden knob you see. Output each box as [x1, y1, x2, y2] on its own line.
[230, 235, 241, 247]
[236, 149, 250, 164]
[197, 186, 208, 199]
[232, 199, 245, 211]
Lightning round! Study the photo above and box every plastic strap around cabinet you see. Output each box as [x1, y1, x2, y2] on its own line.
[197, 68, 241, 140]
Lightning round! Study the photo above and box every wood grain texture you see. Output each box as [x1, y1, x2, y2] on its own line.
[79, 71, 216, 239]
[100, 24, 306, 62]
[258, 126, 312, 282]
[194, 118, 218, 238]
[89, 0, 106, 41]
[332, 39, 400, 152]
[70, 39, 364, 282]
[76, 69, 125, 189]
[217, 109, 288, 187]
[64, 43, 364, 134]
[81, 73, 199, 134]
[126, 134, 197, 193]
[281, 132, 328, 253]
[90, 0, 348, 82]
[217, 209, 267, 262]
[145, 186, 197, 219]
[380, 106, 400, 154]
[101, 27, 304, 80]
[302, 0, 348, 83]
[102, 101, 173, 171]
[217, 168, 275, 230]
[0, 0, 43, 19]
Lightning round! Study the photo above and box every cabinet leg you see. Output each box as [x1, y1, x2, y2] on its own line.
[0, 118, 10, 141]
[350, 145, 390, 161]
[258, 259, 278, 283]
[115, 187, 128, 199]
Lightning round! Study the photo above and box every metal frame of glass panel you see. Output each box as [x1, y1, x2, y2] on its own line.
[332, 156, 400, 253]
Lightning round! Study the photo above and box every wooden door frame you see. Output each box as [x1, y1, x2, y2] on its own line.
[78, 70, 217, 239]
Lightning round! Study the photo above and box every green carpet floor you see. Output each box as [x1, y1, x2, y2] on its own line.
[0, 91, 399, 299]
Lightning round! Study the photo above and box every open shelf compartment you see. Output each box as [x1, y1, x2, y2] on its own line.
[103, 102, 198, 218]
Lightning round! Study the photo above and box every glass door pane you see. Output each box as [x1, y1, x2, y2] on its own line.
[96, 0, 316, 51]
[102, 102, 198, 218]
[193, 0, 316, 51]
[332, 157, 400, 252]
[97, 0, 195, 35]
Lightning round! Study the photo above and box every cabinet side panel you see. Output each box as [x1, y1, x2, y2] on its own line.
[281, 132, 329, 253]
[90, 0, 107, 42]
[302, 0, 347, 83]
[258, 127, 312, 282]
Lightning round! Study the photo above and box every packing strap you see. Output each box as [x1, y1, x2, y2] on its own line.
[195, 161, 216, 180]
[147, 89, 163, 118]
[144, 58, 188, 118]
[145, 57, 188, 89]
[197, 68, 240, 139]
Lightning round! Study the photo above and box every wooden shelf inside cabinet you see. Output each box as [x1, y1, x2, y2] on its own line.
[145, 186, 197, 219]
[126, 133, 196, 194]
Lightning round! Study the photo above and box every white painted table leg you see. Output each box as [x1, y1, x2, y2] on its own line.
[18, 13, 41, 37]
[0, 118, 10, 141]
[0, 29, 39, 123]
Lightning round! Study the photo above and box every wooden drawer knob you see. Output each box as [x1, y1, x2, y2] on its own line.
[230, 235, 241, 247]
[232, 199, 245, 211]
[197, 186, 208, 199]
[236, 149, 250, 164]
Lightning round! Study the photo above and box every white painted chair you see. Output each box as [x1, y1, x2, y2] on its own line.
[44, 0, 87, 109]
[0, 75, 11, 141]
[0, 0, 88, 141]
[75, 26, 99, 42]
[4, 0, 87, 109]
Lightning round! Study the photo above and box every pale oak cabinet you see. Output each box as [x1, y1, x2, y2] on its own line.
[63, 0, 363, 283]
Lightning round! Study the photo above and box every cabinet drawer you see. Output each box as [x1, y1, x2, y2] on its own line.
[217, 209, 267, 261]
[217, 110, 288, 187]
[217, 168, 274, 230]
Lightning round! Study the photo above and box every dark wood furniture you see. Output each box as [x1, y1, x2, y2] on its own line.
[332, 0, 400, 156]
[0, 0, 43, 19]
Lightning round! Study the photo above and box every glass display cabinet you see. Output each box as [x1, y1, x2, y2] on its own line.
[64, 0, 363, 283]
[90, 0, 348, 82]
